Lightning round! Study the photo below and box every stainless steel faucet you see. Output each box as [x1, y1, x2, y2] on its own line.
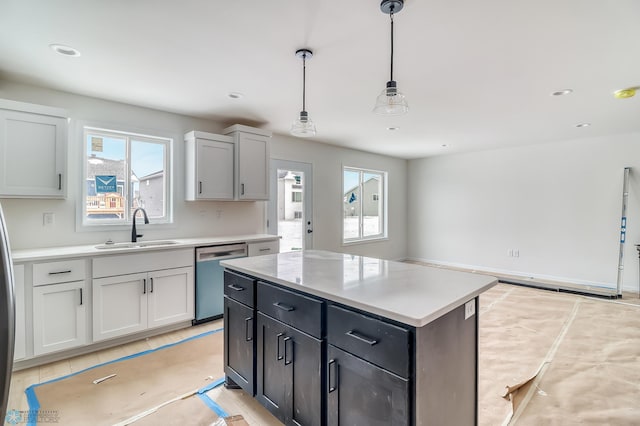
[131, 208, 149, 242]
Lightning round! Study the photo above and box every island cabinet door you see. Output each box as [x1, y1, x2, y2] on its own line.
[327, 345, 409, 426]
[224, 297, 255, 395]
[257, 313, 323, 426]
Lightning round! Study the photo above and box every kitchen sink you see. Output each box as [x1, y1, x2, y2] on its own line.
[95, 240, 179, 250]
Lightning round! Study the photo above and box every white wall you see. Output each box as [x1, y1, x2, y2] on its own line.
[271, 136, 407, 260]
[408, 133, 640, 292]
[0, 81, 408, 261]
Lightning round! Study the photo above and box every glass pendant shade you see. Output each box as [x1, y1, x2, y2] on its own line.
[373, 80, 409, 115]
[290, 110, 316, 137]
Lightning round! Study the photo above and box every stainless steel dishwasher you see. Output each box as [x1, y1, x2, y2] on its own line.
[194, 243, 247, 324]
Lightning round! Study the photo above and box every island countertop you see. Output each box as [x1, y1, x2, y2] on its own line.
[221, 250, 497, 327]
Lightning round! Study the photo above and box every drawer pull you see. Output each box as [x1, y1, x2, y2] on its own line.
[273, 302, 295, 312]
[283, 336, 293, 365]
[259, 248, 271, 252]
[276, 333, 285, 361]
[346, 330, 378, 346]
[245, 317, 253, 341]
[228, 284, 245, 291]
[48, 270, 72, 275]
[328, 359, 337, 393]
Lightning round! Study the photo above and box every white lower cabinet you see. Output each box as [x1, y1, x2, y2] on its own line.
[92, 249, 194, 343]
[92, 267, 194, 342]
[32, 281, 87, 356]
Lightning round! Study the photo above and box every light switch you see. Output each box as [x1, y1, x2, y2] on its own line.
[464, 300, 476, 320]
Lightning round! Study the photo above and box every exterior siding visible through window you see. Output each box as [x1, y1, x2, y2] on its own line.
[83, 127, 171, 226]
[343, 166, 387, 243]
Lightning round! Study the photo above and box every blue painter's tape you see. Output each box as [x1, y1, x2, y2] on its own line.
[197, 377, 229, 418]
[24, 327, 224, 419]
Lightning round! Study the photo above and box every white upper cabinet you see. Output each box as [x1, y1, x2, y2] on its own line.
[184, 131, 234, 201]
[224, 125, 271, 201]
[0, 99, 68, 198]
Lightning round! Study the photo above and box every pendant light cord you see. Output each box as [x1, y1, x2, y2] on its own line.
[390, 10, 394, 81]
[302, 53, 307, 111]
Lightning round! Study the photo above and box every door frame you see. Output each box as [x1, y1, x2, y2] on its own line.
[268, 159, 313, 250]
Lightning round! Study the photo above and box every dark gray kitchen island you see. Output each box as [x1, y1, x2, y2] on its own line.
[221, 250, 497, 426]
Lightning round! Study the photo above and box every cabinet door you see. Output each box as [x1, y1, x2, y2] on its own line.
[327, 345, 409, 426]
[147, 267, 194, 328]
[224, 297, 255, 395]
[196, 138, 234, 200]
[0, 108, 66, 198]
[13, 264, 26, 360]
[237, 133, 269, 200]
[256, 313, 323, 426]
[93, 273, 147, 342]
[33, 281, 87, 356]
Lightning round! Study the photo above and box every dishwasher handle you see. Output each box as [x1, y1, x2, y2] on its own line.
[196, 244, 247, 262]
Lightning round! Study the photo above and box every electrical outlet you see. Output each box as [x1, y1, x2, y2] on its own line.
[43, 212, 55, 227]
[465, 300, 476, 319]
[216, 209, 222, 219]
[508, 249, 513, 257]
[514, 249, 519, 258]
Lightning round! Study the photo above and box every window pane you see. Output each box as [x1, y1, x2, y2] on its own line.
[86, 135, 126, 221]
[132, 139, 166, 219]
[343, 169, 361, 240]
[362, 172, 382, 237]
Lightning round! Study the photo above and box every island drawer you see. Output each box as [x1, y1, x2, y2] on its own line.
[257, 281, 323, 339]
[224, 271, 255, 307]
[327, 304, 410, 378]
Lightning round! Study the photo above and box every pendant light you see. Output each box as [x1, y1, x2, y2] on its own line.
[373, 0, 409, 115]
[291, 49, 316, 137]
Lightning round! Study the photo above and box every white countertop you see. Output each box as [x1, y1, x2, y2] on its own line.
[11, 234, 279, 262]
[221, 250, 498, 327]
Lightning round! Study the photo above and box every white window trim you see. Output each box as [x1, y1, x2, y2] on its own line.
[342, 165, 388, 245]
[76, 121, 175, 232]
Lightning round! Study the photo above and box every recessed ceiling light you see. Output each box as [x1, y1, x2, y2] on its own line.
[227, 92, 244, 100]
[49, 44, 81, 57]
[551, 89, 573, 96]
[576, 123, 591, 128]
[386, 127, 400, 131]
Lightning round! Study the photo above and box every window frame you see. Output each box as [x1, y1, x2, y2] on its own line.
[78, 124, 173, 231]
[342, 166, 388, 245]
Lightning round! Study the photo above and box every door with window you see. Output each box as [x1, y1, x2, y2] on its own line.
[268, 160, 313, 252]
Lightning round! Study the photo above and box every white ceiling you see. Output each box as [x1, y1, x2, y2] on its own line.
[1, 0, 639, 159]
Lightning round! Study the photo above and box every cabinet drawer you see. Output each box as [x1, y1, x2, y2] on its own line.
[327, 304, 410, 378]
[224, 270, 255, 307]
[33, 259, 86, 286]
[248, 240, 279, 257]
[257, 281, 323, 339]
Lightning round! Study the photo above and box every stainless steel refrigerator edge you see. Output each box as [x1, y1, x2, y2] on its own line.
[0, 202, 16, 420]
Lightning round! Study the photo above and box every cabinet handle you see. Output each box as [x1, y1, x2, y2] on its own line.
[241, 183, 245, 195]
[48, 270, 71, 275]
[227, 284, 245, 291]
[259, 248, 271, 252]
[283, 336, 293, 365]
[328, 359, 337, 393]
[276, 333, 284, 361]
[143, 278, 147, 294]
[273, 302, 295, 312]
[199, 181, 202, 194]
[245, 317, 253, 341]
[150, 277, 154, 293]
[58, 173, 62, 190]
[346, 330, 378, 346]
[79, 288, 83, 306]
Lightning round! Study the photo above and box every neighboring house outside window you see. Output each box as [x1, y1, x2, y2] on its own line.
[83, 127, 171, 226]
[343, 167, 387, 243]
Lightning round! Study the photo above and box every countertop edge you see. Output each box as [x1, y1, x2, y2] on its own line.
[12, 234, 280, 262]
[221, 261, 498, 327]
